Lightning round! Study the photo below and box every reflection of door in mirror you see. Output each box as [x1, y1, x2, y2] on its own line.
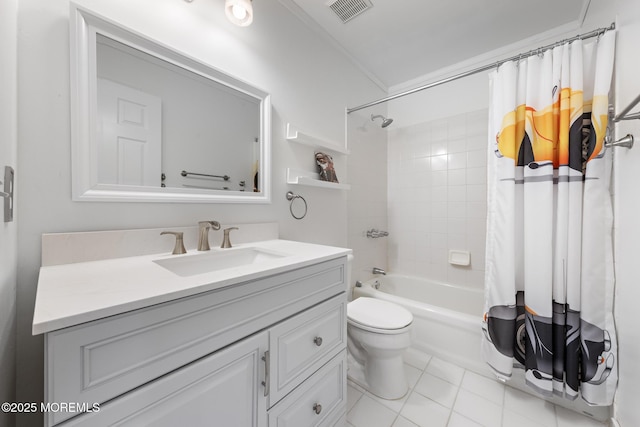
[97, 78, 162, 186]
[96, 34, 260, 192]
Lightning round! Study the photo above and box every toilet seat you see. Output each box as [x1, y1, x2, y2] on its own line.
[347, 297, 413, 334]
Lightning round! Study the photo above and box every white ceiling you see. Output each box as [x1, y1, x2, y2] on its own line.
[282, 0, 591, 89]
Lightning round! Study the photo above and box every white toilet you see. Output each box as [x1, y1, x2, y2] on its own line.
[347, 297, 413, 399]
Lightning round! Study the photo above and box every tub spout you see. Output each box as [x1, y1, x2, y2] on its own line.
[372, 267, 386, 275]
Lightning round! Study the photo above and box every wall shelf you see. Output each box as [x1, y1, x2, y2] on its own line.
[286, 123, 350, 155]
[286, 168, 351, 190]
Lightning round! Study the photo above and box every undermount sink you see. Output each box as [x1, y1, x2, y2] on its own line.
[154, 247, 287, 277]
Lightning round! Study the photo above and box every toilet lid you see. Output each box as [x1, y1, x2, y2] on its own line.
[347, 297, 413, 330]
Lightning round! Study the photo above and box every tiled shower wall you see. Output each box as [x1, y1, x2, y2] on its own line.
[387, 109, 488, 289]
[347, 111, 389, 289]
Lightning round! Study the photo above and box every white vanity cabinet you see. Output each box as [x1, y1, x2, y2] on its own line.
[41, 256, 348, 427]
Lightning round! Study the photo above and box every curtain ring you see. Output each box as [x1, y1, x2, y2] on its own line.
[286, 191, 307, 220]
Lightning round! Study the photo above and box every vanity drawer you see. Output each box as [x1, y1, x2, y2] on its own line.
[45, 257, 346, 425]
[268, 351, 346, 427]
[269, 294, 346, 404]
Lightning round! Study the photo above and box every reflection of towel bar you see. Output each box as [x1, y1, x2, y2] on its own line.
[181, 170, 230, 181]
[182, 184, 233, 191]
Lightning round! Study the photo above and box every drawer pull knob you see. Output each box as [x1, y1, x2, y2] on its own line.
[314, 336, 323, 346]
[313, 403, 322, 415]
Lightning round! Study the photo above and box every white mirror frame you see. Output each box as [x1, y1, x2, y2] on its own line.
[70, 4, 271, 203]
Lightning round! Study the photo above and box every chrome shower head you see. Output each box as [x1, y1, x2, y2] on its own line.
[371, 114, 393, 128]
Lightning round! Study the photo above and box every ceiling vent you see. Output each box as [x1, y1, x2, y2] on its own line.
[327, 0, 373, 24]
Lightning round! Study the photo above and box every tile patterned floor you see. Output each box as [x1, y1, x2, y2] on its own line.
[346, 350, 608, 427]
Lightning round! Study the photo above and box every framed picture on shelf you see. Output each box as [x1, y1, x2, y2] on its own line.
[314, 152, 339, 183]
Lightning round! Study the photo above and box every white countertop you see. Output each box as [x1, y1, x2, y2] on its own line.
[33, 239, 351, 335]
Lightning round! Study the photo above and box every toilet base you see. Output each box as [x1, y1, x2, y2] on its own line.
[347, 350, 408, 400]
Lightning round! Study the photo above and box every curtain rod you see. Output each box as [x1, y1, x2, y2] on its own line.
[347, 23, 616, 114]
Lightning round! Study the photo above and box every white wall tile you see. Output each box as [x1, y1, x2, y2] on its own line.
[448, 185, 467, 202]
[447, 231, 467, 248]
[432, 121, 448, 141]
[448, 169, 467, 186]
[388, 109, 488, 285]
[431, 170, 448, 186]
[448, 115, 467, 139]
[466, 201, 487, 218]
[433, 186, 448, 202]
[431, 154, 448, 171]
[466, 185, 486, 202]
[432, 202, 448, 218]
[448, 201, 467, 218]
[467, 149, 487, 167]
[448, 152, 467, 170]
[447, 219, 467, 236]
[466, 167, 486, 184]
[448, 138, 467, 154]
[431, 140, 448, 157]
[467, 216, 487, 236]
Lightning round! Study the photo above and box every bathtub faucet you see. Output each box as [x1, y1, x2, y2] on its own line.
[372, 267, 386, 275]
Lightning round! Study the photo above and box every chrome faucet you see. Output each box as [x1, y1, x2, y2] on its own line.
[197, 221, 221, 251]
[372, 267, 386, 275]
[221, 227, 239, 248]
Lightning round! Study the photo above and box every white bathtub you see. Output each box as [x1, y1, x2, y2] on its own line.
[352, 274, 487, 373]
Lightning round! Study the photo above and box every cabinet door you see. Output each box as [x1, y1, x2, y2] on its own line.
[61, 332, 268, 427]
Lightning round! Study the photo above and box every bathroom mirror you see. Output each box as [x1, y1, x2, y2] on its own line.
[70, 4, 271, 203]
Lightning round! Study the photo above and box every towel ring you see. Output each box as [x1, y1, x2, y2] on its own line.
[286, 191, 307, 220]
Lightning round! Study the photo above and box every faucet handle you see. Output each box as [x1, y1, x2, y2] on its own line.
[161, 231, 187, 255]
[221, 227, 239, 248]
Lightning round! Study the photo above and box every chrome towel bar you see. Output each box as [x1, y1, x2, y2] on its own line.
[613, 93, 640, 122]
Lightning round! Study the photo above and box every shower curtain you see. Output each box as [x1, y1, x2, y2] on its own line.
[481, 30, 617, 406]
